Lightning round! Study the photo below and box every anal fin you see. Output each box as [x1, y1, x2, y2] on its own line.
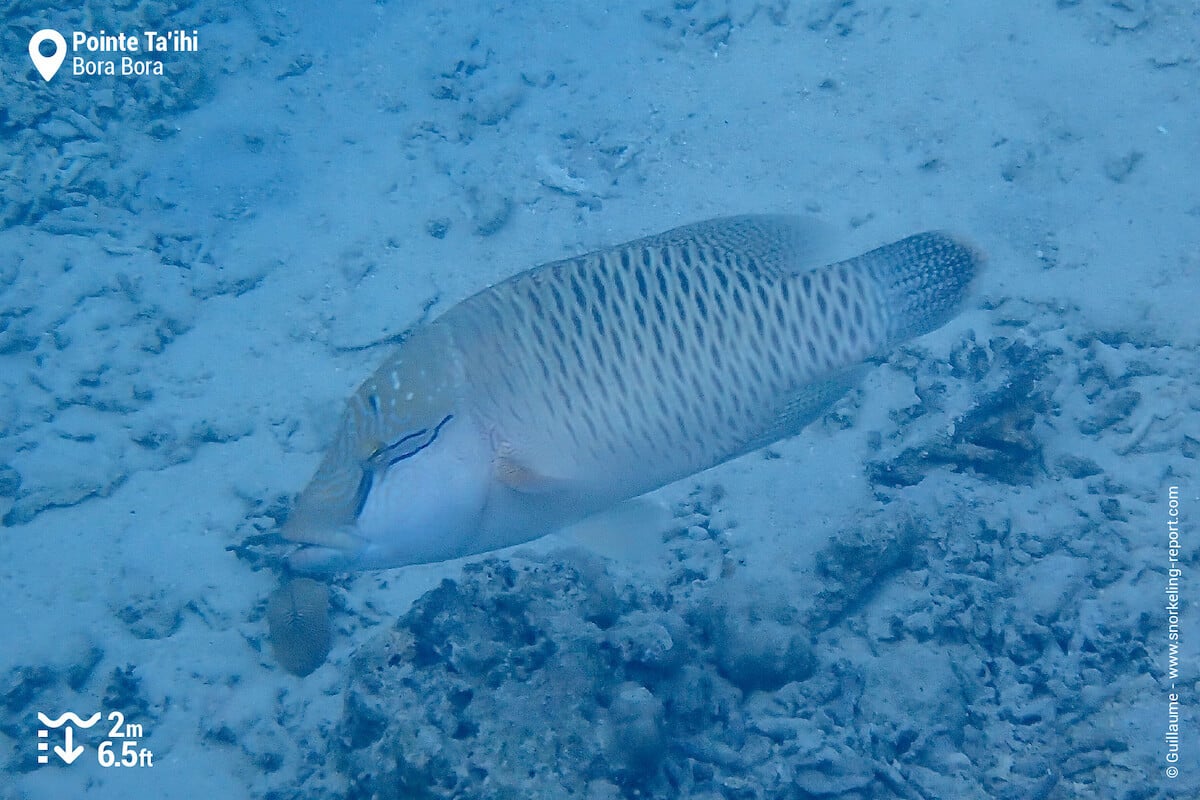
[733, 367, 866, 458]
[554, 498, 676, 564]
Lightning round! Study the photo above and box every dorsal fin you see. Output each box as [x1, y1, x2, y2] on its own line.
[640, 215, 834, 278]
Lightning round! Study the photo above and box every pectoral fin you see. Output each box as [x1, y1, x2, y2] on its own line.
[494, 454, 571, 494]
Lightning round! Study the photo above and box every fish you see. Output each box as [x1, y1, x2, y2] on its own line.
[283, 215, 981, 571]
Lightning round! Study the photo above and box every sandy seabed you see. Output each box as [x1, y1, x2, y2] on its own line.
[1, 1, 1197, 798]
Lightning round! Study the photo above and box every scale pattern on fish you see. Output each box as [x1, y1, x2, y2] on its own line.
[284, 215, 981, 570]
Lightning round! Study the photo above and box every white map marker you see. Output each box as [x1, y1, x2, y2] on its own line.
[29, 29, 67, 82]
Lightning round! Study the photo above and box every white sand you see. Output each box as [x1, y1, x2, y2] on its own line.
[2, 1, 1195, 797]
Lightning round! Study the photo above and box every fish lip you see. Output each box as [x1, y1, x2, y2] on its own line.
[280, 520, 368, 553]
[282, 523, 373, 573]
[288, 544, 361, 573]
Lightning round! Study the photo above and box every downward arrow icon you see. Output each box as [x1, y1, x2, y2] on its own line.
[54, 726, 84, 764]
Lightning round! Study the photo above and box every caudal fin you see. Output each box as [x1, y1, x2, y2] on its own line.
[863, 231, 984, 344]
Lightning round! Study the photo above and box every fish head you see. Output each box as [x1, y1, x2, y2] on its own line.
[304, 412, 492, 571]
[283, 326, 493, 571]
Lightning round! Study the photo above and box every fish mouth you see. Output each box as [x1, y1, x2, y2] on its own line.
[288, 543, 362, 573]
[282, 523, 371, 573]
[282, 513, 368, 551]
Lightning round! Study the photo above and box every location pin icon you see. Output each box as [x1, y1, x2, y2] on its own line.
[29, 29, 67, 82]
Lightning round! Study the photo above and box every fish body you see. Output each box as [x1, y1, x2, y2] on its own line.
[284, 216, 981, 570]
